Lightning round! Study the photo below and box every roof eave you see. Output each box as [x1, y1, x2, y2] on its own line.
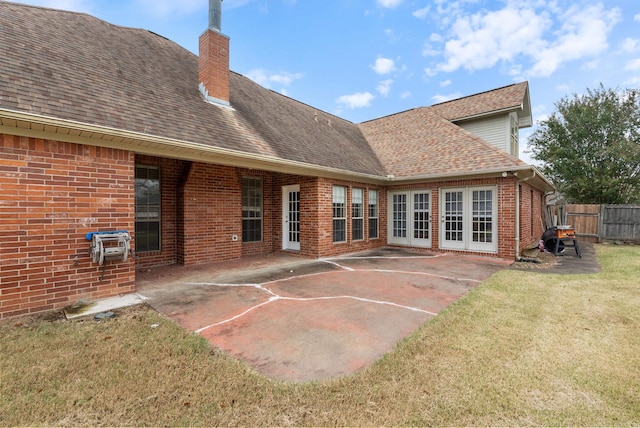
[451, 104, 532, 128]
[0, 108, 387, 184]
[387, 165, 555, 192]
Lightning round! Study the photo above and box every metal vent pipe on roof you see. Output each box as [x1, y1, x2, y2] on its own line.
[209, 0, 223, 32]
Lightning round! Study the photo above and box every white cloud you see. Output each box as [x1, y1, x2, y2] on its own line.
[413, 6, 430, 19]
[428, 2, 621, 79]
[625, 58, 640, 71]
[372, 57, 396, 75]
[424, 67, 437, 77]
[246, 69, 303, 89]
[582, 59, 600, 70]
[377, 0, 403, 8]
[336, 92, 375, 109]
[535, 113, 550, 125]
[440, 79, 451, 87]
[377, 79, 394, 96]
[635, 14, 640, 22]
[400, 91, 412, 99]
[436, 6, 550, 73]
[622, 38, 640, 53]
[431, 92, 461, 104]
[507, 64, 522, 77]
[623, 76, 640, 87]
[528, 4, 621, 77]
[422, 42, 439, 57]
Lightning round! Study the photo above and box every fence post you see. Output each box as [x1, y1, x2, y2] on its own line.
[599, 204, 605, 244]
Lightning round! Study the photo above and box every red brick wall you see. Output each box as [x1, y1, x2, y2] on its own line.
[498, 178, 517, 259]
[179, 163, 242, 265]
[198, 29, 230, 104]
[0, 134, 135, 319]
[518, 181, 545, 253]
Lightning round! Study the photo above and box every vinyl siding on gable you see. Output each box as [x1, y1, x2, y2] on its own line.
[458, 115, 511, 155]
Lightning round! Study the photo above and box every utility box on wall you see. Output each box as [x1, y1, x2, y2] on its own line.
[87, 231, 132, 280]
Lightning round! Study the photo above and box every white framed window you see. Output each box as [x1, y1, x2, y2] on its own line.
[135, 165, 161, 252]
[332, 186, 346, 243]
[352, 188, 364, 241]
[510, 112, 519, 157]
[368, 189, 379, 239]
[242, 177, 262, 242]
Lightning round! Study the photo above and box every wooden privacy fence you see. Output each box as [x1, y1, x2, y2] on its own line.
[560, 204, 640, 243]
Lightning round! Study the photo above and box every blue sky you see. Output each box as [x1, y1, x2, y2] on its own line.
[7, 0, 640, 164]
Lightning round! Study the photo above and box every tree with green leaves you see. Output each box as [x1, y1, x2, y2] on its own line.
[528, 85, 640, 204]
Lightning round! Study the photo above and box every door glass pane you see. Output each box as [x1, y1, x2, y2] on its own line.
[288, 191, 300, 243]
[444, 191, 464, 241]
[472, 190, 493, 243]
[393, 194, 407, 238]
[413, 192, 430, 240]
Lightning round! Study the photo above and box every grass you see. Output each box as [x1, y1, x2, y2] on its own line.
[1, 244, 639, 426]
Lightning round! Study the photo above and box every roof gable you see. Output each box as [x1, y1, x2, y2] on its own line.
[430, 82, 532, 127]
[359, 107, 527, 179]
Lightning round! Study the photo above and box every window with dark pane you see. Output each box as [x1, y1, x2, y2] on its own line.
[352, 188, 364, 241]
[135, 165, 161, 252]
[368, 189, 378, 239]
[332, 186, 346, 242]
[242, 177, 263, 242]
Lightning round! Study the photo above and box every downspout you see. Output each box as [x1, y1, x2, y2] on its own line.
[514, 170, 536, 260]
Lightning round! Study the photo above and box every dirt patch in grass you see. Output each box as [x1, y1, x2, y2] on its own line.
[512, 247, 560, 270]
[1, 245, 639, 426]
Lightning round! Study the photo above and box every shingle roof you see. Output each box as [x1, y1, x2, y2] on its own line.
[0, 2, 386, 176]
[359, 108, 526, 178]
[0, 2, 531, 181]
[429, 82, 530, 122]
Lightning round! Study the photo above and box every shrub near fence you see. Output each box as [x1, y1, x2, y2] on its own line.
[564, 204, 640, 243]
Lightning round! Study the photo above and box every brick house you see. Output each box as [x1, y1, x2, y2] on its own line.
[0, 1, 554, 318]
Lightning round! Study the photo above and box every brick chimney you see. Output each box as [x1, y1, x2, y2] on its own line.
[199, 0, 230, 106]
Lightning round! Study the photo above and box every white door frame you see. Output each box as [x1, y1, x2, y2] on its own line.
[439, 186, 498, 253]
[387, 190, 432, 248]
[440, 188, 466, 250]
[282, 185, 301, 251]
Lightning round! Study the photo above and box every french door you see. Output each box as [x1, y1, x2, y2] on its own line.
[388, 190, 432, 248]
[282, 185, 300, 251]
[440, 186, 497, 253]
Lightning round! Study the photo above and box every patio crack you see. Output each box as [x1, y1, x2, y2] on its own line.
[189, 261, 477, 334]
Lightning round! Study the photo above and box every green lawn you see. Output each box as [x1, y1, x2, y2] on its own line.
[1, 244, 638, 426]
